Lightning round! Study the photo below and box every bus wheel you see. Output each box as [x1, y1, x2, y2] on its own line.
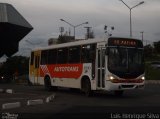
[82, 79, 92, 97]
[114, 90, 124, 96]
[44, 76, 52, 91]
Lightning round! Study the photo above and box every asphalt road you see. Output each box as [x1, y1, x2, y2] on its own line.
[0, 83, 160, 119]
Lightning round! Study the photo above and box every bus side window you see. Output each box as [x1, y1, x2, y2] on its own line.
[57, 48, 68, 64]
[48, 49, 57, 64]
[30, 52, 34, 65]
[81, 45, 88, 63]
[68, 46, 80, 63]
[90, 44, 96, 62]
[35, 56, 40, 68]
[81, 44, 96, 63]
[41, 50, 48, 65]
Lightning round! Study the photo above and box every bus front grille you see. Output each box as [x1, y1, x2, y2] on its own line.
[121, 85, 135, 89]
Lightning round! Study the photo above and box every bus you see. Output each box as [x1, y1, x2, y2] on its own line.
[29, 37, 145, 96]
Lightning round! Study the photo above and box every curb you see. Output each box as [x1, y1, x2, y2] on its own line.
[46, 94, 55, 103]
[2, 102, 21, 110]
[1, 89, 56, 110]
[6, 89, 14, 94]
[0, 89, 14, 94]
[27, 99, 44, 106]
[0, 89, 4, 93]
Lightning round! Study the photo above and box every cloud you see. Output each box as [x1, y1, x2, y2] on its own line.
[0, 0, 160, 56]
[154, 32, 160, 37]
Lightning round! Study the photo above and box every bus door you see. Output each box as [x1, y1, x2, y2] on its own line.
[97, 47, 105, 88]
[33, 51, 40, 84]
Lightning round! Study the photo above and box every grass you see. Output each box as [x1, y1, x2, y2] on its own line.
[145, 62, 160, 80]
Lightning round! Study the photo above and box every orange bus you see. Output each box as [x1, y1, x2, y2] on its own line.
[29, 37, 145, 96]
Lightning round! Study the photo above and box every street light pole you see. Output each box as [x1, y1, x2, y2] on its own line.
[60, 19, 88, 39]
[140, 31, 144, 43]
[119, 0, 144, 37]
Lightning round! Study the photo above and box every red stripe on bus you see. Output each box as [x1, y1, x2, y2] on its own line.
[110, 79, 144, 83]
[40, 64, 83, 79]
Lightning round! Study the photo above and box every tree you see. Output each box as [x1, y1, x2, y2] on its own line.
[144, 44, 153, 59]
[57, 35, 74, 44]
[154, 41, 160, 54]
[0, 56, 29, 77]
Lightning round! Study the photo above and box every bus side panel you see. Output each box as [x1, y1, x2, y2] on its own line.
[39, 63, 95, 89]
[29, 65, 34, 84]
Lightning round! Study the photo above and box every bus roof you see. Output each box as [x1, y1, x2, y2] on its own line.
[32, 36, 142, 52]
[32, 38, 107, 51]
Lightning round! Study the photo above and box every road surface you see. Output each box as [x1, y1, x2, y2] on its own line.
[0, 83, 160, 119]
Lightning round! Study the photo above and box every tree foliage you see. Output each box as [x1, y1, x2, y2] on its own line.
[0, 56, 29, 76]
[144, 45, 153, 58]
[154, 41, 160, 54]
[144, 41, 160, 61]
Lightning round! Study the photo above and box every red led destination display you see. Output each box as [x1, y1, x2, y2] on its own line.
[108, 37, 143, 48]
[113, 39, 136, 46]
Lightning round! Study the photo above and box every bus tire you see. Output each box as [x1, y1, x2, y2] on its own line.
[114, 90, 124, 96]
[82, 78, 92, 97]
[44, 76, 52, 91]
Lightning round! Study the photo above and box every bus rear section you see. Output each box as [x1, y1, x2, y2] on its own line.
[29, 50, 41, 85]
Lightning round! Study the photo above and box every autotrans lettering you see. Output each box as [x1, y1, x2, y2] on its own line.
[54, 66, 79, 72]
[50, 64, 83, 78]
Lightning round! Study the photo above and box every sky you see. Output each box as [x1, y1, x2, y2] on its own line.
[0, 0, 160, 59]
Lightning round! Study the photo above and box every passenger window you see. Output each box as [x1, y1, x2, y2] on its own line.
[81, 44, 96, 63]
[68, 46, 80, 63]
[41, 50, 48, 65]
[57, 48, 68, 64]
[48, 49, 57, 64]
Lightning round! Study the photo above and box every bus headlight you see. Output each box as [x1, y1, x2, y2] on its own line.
[141, 76, 145, 80]
[108, 75, 119, 83]
[109, 76, 115, 80]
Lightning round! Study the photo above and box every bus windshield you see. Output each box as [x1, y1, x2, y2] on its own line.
[108, 47, 144, 78]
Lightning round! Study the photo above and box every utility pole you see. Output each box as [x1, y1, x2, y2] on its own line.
[119, 0, 144, 37]
[140, 31, 144, 43]
[84, 27, 92, 39]
[59, 27, 64, 36]
[60, 19, 88, 39]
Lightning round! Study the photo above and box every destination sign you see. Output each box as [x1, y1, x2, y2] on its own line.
[113, 39, 136, 46]
[108, 37, 143, 47]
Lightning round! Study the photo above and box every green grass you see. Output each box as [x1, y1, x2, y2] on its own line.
[145, 62, 160, 80]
